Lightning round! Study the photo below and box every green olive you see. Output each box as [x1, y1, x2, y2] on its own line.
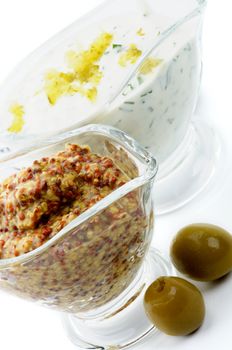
[144, 277, 205, 336]
[144, 276, 205, 336]
[170, 224, 232, 281]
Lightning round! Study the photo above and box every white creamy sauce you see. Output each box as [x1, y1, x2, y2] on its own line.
[0, 9, 201, 163]
[102, 25, 201, 162]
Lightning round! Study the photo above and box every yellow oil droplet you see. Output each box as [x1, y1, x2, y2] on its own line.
[136, 28, 145, 36]
[139, 57, 163, 75]
[118, 44, 142, 67]
[8, 103, 25, 133]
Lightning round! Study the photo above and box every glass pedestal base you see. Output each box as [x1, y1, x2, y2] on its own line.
[154, 119, 221, 215]
[62, 248, 172, 349]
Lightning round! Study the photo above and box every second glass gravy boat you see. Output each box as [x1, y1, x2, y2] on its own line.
[0, 0, 215, 214]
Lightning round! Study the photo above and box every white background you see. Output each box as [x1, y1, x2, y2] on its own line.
[0, 1, 232, 349]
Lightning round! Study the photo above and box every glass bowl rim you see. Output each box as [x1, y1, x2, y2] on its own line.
[0, 123, 157, 268]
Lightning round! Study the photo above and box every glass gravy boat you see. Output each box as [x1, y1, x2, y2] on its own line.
[0, 0, 206, 150]
[0, 0, 214, 214]
[0, 124, 171, 349]
[0, 0, 214, 215]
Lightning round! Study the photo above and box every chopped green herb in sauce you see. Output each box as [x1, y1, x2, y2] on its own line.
[137, 76, 144, 85]
[124, 101, 135, 105]
[113, 44, 123, 49]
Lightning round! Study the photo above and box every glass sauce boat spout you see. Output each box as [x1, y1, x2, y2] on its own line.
[107, 0, 207, 106]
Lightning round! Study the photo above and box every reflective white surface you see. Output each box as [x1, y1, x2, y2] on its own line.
[0, 1, 232, 349]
